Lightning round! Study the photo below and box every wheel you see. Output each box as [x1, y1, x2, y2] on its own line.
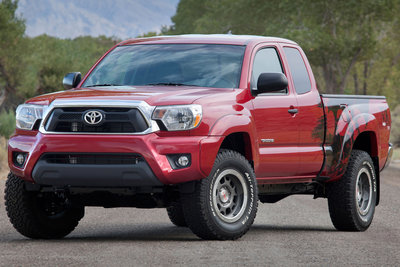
[181, 150, 258, 240]
[166, 202, 187, 227]
[327, 150, 377, 231]
[4, 172, 84, 239]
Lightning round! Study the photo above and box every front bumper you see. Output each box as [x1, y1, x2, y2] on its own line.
[8, 132, 224, 186]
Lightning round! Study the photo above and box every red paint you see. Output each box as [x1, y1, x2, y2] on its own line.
[8, 132, 223, 185]
[10, 35, 391, 186]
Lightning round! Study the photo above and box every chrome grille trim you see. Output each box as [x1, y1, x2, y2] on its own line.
[39, 99, 160, 135]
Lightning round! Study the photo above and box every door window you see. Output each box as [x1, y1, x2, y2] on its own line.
[251, 48, 285, 92]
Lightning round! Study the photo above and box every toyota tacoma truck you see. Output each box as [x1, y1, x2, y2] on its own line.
[5, 35, 392, 240]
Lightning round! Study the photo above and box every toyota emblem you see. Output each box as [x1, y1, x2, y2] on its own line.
[83, 110, 104, 125]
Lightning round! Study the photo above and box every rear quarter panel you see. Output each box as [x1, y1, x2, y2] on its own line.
[321, 95, 391, 180]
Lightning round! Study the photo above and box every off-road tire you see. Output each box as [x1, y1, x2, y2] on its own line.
[182, 150, 258, 240]
[166, 202, 187, 227]
[4, 172, 84, 239]
[327, 150, 377, 231]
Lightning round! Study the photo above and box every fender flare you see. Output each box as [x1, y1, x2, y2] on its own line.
[329, 113, 379, 180]
[198, 114, 258, 176]
[209, 114, 255, 137]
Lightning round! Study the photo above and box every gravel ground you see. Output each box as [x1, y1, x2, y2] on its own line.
[0, 164, 399, 266]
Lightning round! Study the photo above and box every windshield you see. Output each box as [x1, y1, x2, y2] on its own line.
[83, 44, 245, 88]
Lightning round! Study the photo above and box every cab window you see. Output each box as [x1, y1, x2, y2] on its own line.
[283, 47, 311, 94]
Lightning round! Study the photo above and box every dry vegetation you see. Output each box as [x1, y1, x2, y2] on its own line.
[393, 147, 400, 162]
[0, 137, 8, 179]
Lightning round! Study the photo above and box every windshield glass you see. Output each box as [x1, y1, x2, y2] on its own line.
[83, 44, 245, 88]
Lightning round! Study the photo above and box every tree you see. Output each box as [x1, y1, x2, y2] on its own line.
[169, 0, 207, 34]
[169, 0, 399, 97]
[287, 0, 395, 94]
[0, 0, 26, 110]
[17, 35, 117, 97]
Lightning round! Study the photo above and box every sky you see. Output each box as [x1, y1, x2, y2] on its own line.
[16, 0, 180, 39]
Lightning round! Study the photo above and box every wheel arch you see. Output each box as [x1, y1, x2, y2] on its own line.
[323, 113, 379, 180]
[200, 129, 256, 178]
[352, 131, 380, 205]
[325, 113, 381, 205]
[200, 114, 258, 177]
[340, 114, 379, 166]
[220, 132, 254, 167]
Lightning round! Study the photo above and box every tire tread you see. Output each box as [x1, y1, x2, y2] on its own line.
[4, 172, 83, 239]
[327, 149, 375, 231]
[182, 149, 258, 240]
[166, 202, 187, 227]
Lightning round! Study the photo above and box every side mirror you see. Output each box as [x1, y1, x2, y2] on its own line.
[255, 73, 288, 95]
[62, 72, 82, 89]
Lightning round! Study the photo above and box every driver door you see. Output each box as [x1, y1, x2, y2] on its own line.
[250, 45, 300, 177]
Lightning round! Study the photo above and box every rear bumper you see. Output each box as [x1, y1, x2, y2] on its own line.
[382, 143, 393, 171]
[8, 132, 224, 186]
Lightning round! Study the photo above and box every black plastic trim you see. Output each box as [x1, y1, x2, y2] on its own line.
[32, 158, 163, 187]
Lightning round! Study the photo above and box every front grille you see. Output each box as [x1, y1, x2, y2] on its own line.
[44, 107, 149, 133]
[41, 153, 142, 165]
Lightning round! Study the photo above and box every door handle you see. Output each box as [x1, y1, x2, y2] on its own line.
[288, 108, 298, 114]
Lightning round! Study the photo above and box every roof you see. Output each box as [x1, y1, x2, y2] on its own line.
[119, 34, 298, 46]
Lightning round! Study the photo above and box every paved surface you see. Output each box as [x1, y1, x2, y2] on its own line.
[0, 165, 399, 266]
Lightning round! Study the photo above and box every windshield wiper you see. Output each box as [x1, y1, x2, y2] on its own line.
[146, 82, 199, 87]
[85, 83, 122, 87]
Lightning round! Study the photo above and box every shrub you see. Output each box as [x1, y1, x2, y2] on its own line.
[391, 105, 400, 147]
[0, 110, 15, 138]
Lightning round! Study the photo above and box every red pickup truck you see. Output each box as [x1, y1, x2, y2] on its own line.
[5, 35, 392, 240]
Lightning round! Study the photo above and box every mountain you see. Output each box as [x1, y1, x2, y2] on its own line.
[16, 0, 179, 39]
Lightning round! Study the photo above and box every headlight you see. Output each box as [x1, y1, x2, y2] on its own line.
[152, 104, 202, 131]
[16, 104, 46, 130]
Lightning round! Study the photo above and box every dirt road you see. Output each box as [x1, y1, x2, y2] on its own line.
[0, 165, 399, 266]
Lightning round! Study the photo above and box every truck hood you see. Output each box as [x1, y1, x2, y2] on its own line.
[26, 85, 234, 106]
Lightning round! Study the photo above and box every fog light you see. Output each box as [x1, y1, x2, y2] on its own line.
[177, 155, 189, 167]
[16, 154, 25, 165]
[13, 152, 28, 167]
[167, 154, 191, 169]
